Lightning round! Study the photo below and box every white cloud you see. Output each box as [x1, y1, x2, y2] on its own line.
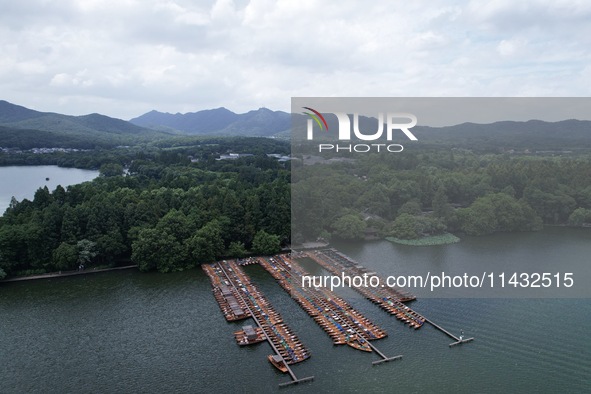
[0, 0, 589, 119]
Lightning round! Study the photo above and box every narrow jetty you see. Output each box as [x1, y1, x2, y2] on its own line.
[203, 260, 314, 387]
[302, 249, 426, 329]
[257, 254, 401, 364]
[298, 249, 474, 347]
[425, 318, 475, 347]
[203, 263, 251, 321]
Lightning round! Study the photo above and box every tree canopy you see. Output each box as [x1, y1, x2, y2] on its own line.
[0, 138, 290, 276]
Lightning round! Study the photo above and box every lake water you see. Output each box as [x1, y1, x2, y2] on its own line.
[1, 228, 590, 393]
[0, 165, 99, 214]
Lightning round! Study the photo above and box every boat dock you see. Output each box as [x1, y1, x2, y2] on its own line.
[204, 248, 474, 386]
[299, 249, 474, 347]
[258, 255, 401, 364]
[203, 264, 251, 321]
[303, 249, 426, 329]
[203, 260, 314, 387]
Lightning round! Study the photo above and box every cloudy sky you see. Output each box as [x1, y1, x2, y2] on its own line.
[1, 0, 590, 120]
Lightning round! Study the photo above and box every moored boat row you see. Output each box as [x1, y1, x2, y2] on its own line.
[203, 260, 311, 370]
[257, 254, 387, 351]
[203, 264, 251, 321]
[302, 249, 426, 329]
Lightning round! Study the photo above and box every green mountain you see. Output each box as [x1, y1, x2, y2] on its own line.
[0, 100, 170, 149]
[292, 113, 591, 151]
[413, 119, 591, 150]
[130, 107, 290, 137]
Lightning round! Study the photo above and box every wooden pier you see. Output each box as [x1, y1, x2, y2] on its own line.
[203, 249, 474, 386]
[368, 342, 403, 365]
[425, 318, 474, 347]
[302, 249, 426, 329]
[203, 260, 314, 387]
[258, 255, 401, 364]
[298, 249, 474, 347]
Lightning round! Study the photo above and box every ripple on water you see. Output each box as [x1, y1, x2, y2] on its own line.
[1, 232, 591, 393]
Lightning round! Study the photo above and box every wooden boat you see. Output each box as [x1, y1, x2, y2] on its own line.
[268, 355, 289, 373]
[346, 336, 372, 352]
[234, 326, 266, 346]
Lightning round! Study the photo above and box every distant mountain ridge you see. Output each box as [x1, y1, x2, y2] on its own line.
[0, 100, 291, 149]
[1, 99, 590, 150]
[0, 100, 45, 123]
[130, 107, 290, 137]
[412, 119, 591, 149]
[291, 114, 591, 150]
[0, 100, 168, 148]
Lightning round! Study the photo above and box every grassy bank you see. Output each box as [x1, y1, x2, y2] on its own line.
[386, 233, 460, 246]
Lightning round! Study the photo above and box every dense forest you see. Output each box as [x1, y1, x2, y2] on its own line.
[2, 133, 591, 280]
[0, 138, 290, 278]
[292, 150, 591, 242]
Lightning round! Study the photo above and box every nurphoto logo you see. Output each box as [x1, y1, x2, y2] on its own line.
[303, 107, 418, 153]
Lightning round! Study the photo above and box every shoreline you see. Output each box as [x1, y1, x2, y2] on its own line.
[0, 265, 138, 283]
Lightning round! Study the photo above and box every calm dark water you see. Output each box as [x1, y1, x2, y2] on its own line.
[1, 229, 590, 393]
[0, 165, 99, 214]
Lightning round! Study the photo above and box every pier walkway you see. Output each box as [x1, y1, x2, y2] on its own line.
[303, 249, 426, 328]
[258, 255, 401, 365]
[425, 318, 475, 347]
[203, 260, 313, 387]
[298, 249, 474, 348]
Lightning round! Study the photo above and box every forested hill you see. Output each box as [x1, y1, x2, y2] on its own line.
[3, 100, 589, 150]
[0, 100, 170, 149]
[0, 100, 290, 148]
[291, 114, 591, 151]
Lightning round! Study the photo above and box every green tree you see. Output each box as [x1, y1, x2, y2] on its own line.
[33, 186, 52, 208]
[187, 220, 225, 263]
[99, 163, 124, 177]
[156, 209, 192, 242]
[391, 213, 419, 239]
[398, 200, 422, 216]
[95, 230, 127, 263]
[252, 230, 281, 255]
[228, 241, 247, 258]
[458, 193, 542, 235]
[60, 207, 81, 243]
[132, 228, 186, 272]
[0, 267, 6, 280]
[432, 186, 453, 221]
[52, 242, 78, 270]
[331, 214, 367, 240]
[568, 208, 591, 226]
[457, 201, 498, 236]
[318, 230, 332, 242]
[523, 186, 577, 224]
[391, 214, 445, 239]
[77, 239, 98, 266]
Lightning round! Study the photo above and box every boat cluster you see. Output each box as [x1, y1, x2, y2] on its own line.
[258, 255, 387, 352]
[204, 260, 311, 368]
[305, 249, 426, 329]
